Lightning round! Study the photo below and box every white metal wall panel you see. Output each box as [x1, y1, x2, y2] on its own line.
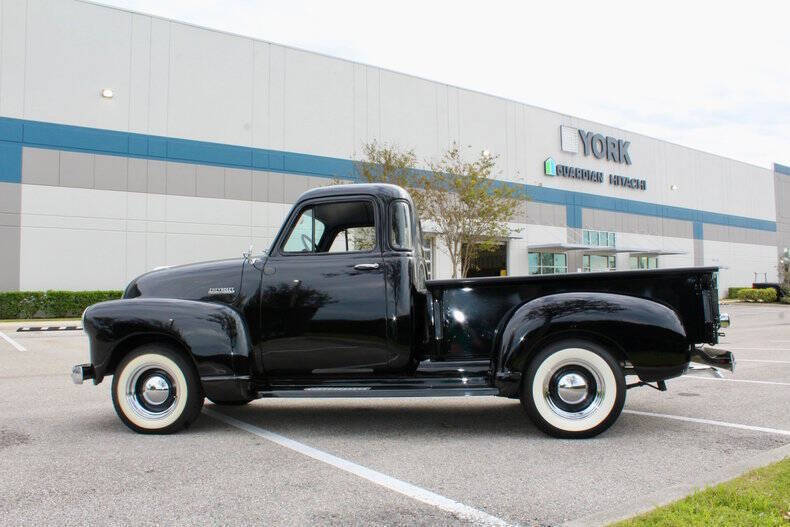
[128, 12, 152, 134]
[251, 41, 271, 149]
[704, 239, 778, 290]
[457, 90, 509, 177]
[167, 22, 253, 146]
[23, 0, 131, 129]
[17, 183, 292, 289]
[0, 0, 27, 117]
[378, 70, 439, 163]
[282, 48, 355, 158]
[147, 16, 170, 136]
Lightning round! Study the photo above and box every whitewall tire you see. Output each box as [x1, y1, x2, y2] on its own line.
[111, 344, 204, 434]
[521, 339, 625, 438]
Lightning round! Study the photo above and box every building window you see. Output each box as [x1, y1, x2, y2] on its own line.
[630, 255, 659, 269]
[583, 254, 616, 272]
[422, 236, 434, 279]
[529, 252, 567, 275]
[583, 229, 616, 247]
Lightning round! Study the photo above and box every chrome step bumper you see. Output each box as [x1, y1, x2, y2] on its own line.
[688, 345, 735, 376]
[71, 363, 94, 384]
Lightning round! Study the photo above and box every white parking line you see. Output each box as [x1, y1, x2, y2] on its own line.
[737, 358, 790, 364]
[624, 410, 790, 436]
[723, 347, 790, 351]
[204, 409, 512, 526]
[0, 331, 26, 351]
[682, 375, 790, 386]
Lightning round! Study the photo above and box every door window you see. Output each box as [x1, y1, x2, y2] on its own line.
[283, 208, 325, 253]
[282, 201, 376, 254]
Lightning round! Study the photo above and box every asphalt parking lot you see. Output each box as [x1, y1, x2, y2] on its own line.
[1, 303, 789, 526]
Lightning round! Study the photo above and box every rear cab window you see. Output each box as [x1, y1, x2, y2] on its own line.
[389, 201, 412, 250]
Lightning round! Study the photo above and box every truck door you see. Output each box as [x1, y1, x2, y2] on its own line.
[259, 197, 389, 374]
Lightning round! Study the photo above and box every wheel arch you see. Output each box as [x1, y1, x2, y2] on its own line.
[82, 298, 253, 385]
[105, 333, 196, 379]
[494, 292, 688, 396]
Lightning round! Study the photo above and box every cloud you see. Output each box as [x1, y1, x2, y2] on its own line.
[102, 0, 790, 167]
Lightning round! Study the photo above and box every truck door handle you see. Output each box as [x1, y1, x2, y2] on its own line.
[354, 263, 380, 270]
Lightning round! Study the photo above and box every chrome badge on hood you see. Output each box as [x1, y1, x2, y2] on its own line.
[208, 287, 236, 295]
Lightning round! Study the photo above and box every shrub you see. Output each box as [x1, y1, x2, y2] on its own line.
[736, 288, 777, 303]
[727, 287, 749, 299]
[0, 290, 122, 319]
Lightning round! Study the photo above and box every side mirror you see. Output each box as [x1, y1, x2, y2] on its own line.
[719, 313, 731, 328]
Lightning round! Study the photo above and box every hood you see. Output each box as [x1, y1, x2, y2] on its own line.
[124, 258, 244, 303]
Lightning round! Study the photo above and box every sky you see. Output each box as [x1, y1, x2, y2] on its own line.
[102, 0, 790, 169]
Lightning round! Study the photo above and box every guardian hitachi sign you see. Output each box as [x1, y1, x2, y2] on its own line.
[560, 126, 632, 165]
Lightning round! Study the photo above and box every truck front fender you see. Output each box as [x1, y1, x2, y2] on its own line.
[82, 298, 253, 400]
[495, 292, 688, 396]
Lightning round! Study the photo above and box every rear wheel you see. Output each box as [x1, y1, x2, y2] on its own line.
[521, 339, 625, 438]
[111, 344, 204, 434]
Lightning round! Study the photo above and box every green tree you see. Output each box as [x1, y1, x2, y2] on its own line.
[353, 141, 426, 212]
[422, 143, 525, 278]
[354, 141, 526, 279]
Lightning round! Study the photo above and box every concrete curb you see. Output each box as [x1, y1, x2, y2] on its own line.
[563, 442, 790, 527]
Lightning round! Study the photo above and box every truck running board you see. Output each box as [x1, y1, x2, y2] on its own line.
[256, 386, 501, 398]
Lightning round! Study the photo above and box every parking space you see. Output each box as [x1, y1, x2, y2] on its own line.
[1, 303, 788, 526]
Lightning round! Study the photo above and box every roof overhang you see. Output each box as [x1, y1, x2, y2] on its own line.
[528, 243, 687, 256]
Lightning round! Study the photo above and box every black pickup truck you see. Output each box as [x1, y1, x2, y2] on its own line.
[72, 183, 733, 438]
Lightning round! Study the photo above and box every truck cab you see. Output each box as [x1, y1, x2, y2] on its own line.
[74, 183, 734, 438]
[256, 184, 430, 376]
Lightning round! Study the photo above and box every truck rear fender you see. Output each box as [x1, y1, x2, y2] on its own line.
[82, 298, 254, 401]
[494, 292, 688, 396]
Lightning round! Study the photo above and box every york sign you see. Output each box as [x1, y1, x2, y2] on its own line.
[560, 126, 632, 165]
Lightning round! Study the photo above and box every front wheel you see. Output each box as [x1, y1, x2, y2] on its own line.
[111, 344, 204, 434]
[521, 339, 626, 438]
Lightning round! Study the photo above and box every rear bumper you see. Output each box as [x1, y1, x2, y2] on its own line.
[71, 363, 95, 385]
[689, 345, 735, 372]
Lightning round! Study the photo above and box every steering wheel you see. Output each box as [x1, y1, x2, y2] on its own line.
[301, 234, 314, 252]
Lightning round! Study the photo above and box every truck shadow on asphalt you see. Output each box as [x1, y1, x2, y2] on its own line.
[197, 398, 634, 440]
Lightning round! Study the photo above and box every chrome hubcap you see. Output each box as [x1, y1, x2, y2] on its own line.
[543, 357, 605, 420]
[125, 364, 178, 421]
[141, 375, 170, 406]
[556, 372, 588, 404]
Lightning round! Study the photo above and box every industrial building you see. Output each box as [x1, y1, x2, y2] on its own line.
[0, 0, 783, 295]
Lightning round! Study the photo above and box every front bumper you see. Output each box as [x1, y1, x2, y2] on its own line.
[689, 345, 735, 372]
[71, 363, 94, 384]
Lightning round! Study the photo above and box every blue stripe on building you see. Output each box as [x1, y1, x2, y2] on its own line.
[776, 163, 790, 176]
[0, 116, 777, 235]
[693, 221, 704, 240]
[0, 140, 22, 184]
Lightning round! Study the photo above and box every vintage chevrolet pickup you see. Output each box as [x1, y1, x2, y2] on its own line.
[72, 183, 733, 438]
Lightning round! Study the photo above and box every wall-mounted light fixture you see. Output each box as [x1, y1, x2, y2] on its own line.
[669, 184, 679, 191]
[100, 88, 114, 99]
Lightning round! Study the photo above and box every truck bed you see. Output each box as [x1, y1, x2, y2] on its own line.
[427, 267, 721, 362]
